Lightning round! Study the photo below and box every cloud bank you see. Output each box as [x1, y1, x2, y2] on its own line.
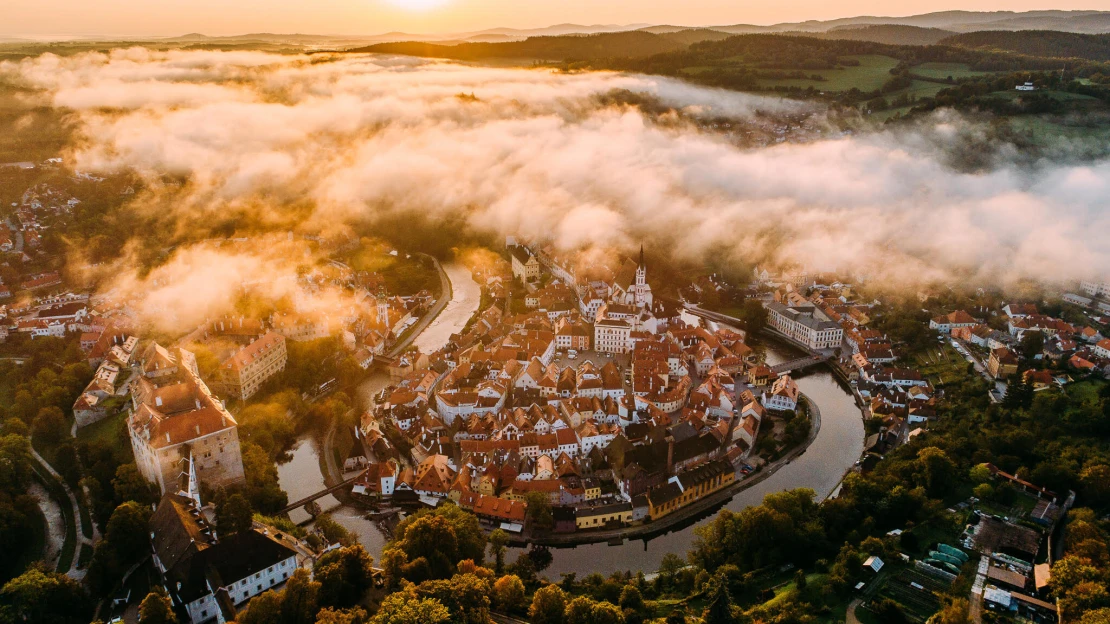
[5, 48, 1110, 298]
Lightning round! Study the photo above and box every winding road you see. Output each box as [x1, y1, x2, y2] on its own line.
[386, 254, 452, 358]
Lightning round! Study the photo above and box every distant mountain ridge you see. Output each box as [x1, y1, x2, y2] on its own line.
[14, 10, 1110, 48]
[160, 10, 1110, 46]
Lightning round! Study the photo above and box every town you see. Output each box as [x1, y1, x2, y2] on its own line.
[2, 159, 1109, 624]
[3, 18, 1110, 623]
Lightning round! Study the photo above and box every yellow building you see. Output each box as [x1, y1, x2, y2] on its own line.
[220, 332, 287, 400]
[575, 502, 634, 530]
[646, 459, 735, 521]
[583, 477, 602, 501]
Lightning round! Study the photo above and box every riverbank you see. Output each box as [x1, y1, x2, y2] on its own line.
[508, 393, 823, 548]
[530, 324, 867, 577]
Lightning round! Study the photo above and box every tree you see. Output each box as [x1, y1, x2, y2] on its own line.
[104, 501, 153, 563]
[618, 585, 646, 615]
[871, 598, 908, 624]
[487, 529, 509, 575]
[380, 548, 407, 591]
[566, 596, 624, 624]
[529, 584, 568, 624]
[969, 464, 992, 484]
[414, 574, 491, 624]
[1060, 582, 1110, 622]
[239, 590, 284, 624]
[739, 299, 769, 334]
[565, 596, 599, 624]
[315, 607, 368, 624]
[972, 483, 994, 500]
[138, 588, 178, 624]
[524, 492, 553, 530]
[111, 463, 155, 506]
[657, 553, 685, 588]
[1020, 331, 1045, 359]
[1078, 608, 1110, 624]
[315, 545, 375, 608]
[703, 579, 735, 624]
[492, 575, 526, 613]
[372, 590, 450, 624]
[928, 598, 970, 624]
[53, 444, 81, 487]
[390, 506, 486, 580]
[1049, 556, 1102, 599]
[0, 565, 93, 624]
[217, 493, 253, 536]
[314, 513, 356, 547]
[280, 568, 322, 624]
[393, 515, 458, 580]
[1079, 464, 1110, 507]
[31, 406, 67, 446]
[916, 447, 957, 497]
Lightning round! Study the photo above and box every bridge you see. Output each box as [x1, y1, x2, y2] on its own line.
[278, 475, 360, 516]
[769, 355, 829, 376]
[683, 304, 747, 327]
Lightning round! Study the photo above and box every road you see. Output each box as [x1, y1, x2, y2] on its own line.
[31, 447, 93, 578]
[386, 254, 451, 358]
[847, 599, 864, 624]
[950, 338, 1005, 403]
[5, 217, 24, 254]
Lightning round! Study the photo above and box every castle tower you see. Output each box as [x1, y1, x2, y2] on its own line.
[633, 244, 653, 309]
[376, 286, 389, 327]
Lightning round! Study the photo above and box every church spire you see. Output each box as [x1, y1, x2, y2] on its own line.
[639, 244, 645, 269]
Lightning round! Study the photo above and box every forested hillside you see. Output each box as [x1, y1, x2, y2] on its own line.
[942, 30, 1110, 61]
[353, 31, 686, 61]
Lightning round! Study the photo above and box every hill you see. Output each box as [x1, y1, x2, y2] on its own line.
[941, 30, 1110, 61]
[710, 10, 1110, 35]
[352, 31, 686, 61]
[801, 25, 955, 45]
[656, 29, 734, 46]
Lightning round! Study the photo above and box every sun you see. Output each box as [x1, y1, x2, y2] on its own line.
[383, 0, 450, 10]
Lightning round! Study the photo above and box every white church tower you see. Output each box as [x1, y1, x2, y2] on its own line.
[633, 245, 653, 309]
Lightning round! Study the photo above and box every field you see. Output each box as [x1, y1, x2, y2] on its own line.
[861, 565, 953, 623]
[1066, 379, 1109, 404]
[909, 62, 997, 80]
[913, 344, 970, 387]
[989, 89, 1102, 103]
[756, 55, 900, 92]
[1006, 115, 1110, 147]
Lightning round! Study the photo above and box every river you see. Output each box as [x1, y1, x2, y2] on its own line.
[276, 262, 482, 552]
[413, 263, 482, 355]
[527, 337, 866, 577]
[277, 270, 865, 577]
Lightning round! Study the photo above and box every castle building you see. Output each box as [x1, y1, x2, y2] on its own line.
[129, 343, 245, 495]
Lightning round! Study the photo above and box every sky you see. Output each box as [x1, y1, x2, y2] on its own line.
[4, 0, 1110, 38]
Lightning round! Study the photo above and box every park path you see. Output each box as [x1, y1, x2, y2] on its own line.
[30, 447, 94, 578]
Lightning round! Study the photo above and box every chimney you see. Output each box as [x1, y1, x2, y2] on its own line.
[155, 396, 163, 407]
[665, 435, 675, 474]
[195, 425, 200, 436]
[166, 432, 171, 444]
